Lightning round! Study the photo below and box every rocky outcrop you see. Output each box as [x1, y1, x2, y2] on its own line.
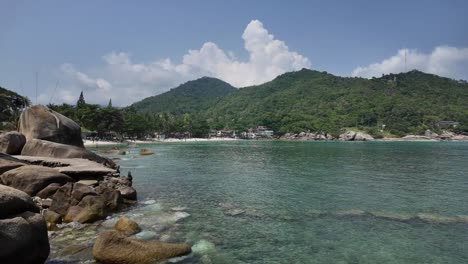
[18, 105, 84, 148]
[339, 131, 374, 141]
[0, 131, 26, 155]
[0, 184, 50, 264]
[0, 165, 74, 196]
[114, 216, 141, 236]
[92, 230, 191, 264]
[280, 132, 334, 141]
[15, 155, 117, 180]
[21, 139, 117, 170]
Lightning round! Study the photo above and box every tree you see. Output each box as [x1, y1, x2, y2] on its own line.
[77, 91, 86, 108]
[107, 98, 112, 108]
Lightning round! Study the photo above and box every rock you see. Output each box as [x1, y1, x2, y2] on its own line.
[77, 179, 99, 186]
[43, 209, 62, 224]
[36, 183, 62, 198]
[114, 216, 141, 235]
[93, 230, 191, 264]
[424, 129, 439, 138]
[0, 154, 26, 175]
[18, 105, 84, 148]
[338, 131, 357, 141]
[0, 185, 50, 264]
[21, 139, 118, 170]
[139, 148, 155, 155]
[16, 155, 117, 180]
[101, 148, 126, 155]
[65, 195, 107, 223]
[49, 182, 73, 216]
[135, 231, 157, 241]
[41, 198, 52, 208]
[0, 165, 74, 196]
[354, 132, 374, 141]
[0, 131, 26, 155]
[72, 182, 97, 201]
[95, 184, 123, 212]
[119, 186, 137, 200]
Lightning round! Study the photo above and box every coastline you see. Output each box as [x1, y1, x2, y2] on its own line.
[84, 137, 468, 147]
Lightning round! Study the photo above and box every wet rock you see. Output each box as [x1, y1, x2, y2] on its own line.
[119, 186, 137, 200]
[135, 230, 157, 241]
[93, 230, 191, 264]
[0, 185, 50, 264]
[43, 209, 62, 224]
[0, 165, 74, 196]
[114, 216, 141, 236]
[139, 148, 155, 155]
[224, 209, 245, 217]
[0, 131, 26, 155]
[65, 195, 107, 223]
[18, 105, 84, 148]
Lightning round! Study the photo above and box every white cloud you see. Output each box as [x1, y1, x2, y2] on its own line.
[50, 20, 311, 106]
[352, 46, 468, 80]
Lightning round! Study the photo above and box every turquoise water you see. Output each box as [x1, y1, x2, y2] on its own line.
[117, 141, 468, 264]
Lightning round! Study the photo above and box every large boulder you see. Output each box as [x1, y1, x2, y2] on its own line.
[354, 132, 374, 141]
[64, 195, 106, 223]
[18, 105, 84, 148]
[0, 184, 50, 264]
[0, 165, 74, 196]
[93, 230, 191, 264]
[338, 131, 356, 141]
[21, 139, 117, 169]
[0, 132, 26, 155]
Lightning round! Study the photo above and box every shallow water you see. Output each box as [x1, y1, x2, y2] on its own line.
[53, 141, 468, 263]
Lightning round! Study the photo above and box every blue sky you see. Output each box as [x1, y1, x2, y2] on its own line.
[1, 0, 467, 106]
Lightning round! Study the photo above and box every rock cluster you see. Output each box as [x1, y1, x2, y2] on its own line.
[0, 105, 139, 263]
[280, 131, 334, 140]
[338, 131, 374, 141]
[0, 185, 50, 264]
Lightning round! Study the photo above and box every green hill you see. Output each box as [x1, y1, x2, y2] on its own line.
[130, 69, 468, 137]
[0, 86, 30, 129]
[131, 77, 236, 115]
[203, 69, 468, 136]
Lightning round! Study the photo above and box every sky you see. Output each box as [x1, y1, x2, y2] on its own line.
[1, 0, 467, 106]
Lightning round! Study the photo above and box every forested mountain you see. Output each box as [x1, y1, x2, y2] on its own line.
[131, 77, 236, 115]
[204, 69, 468, 136]
[0, 86, 30, 129]
[133, 69, 468, 137]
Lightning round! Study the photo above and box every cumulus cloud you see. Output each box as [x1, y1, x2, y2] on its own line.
[352, 46, 468, 80]
[49, 20, 311, 106]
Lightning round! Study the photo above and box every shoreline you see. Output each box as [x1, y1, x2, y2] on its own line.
[84, 137, 468, 147]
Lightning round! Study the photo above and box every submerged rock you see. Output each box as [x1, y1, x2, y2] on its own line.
[139, 148, 155, 155]
[93, 230, 191, 264]
[114, 216, 141, 236]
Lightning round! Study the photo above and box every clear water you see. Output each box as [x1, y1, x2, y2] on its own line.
[111, 141, 467, 263]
